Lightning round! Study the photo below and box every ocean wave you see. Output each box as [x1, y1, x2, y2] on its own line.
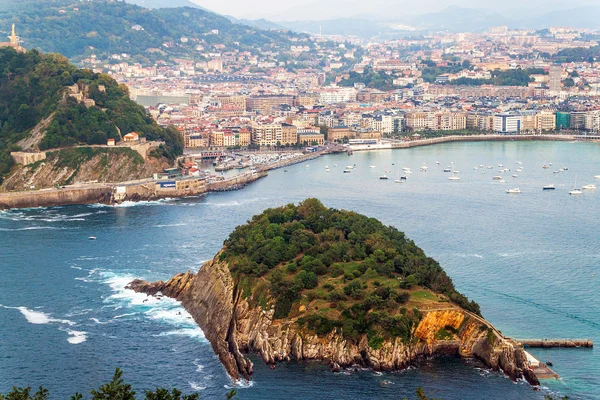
[203, 198, 265, 208]
[153, 223, 187, 228]
[188, 382, 206, 391]
[98, 271, 208, 342]
[113, 199, 176, 208]
[0, 226, 70, 231]
[61, 328, 88, 344]
[194, 360, 205, 372]
[224, 380, 254, 389]
[455, 253, 484, 259]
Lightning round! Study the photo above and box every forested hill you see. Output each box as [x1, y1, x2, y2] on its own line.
[0, 0, 301, 62]
[0, 48, 182, 183]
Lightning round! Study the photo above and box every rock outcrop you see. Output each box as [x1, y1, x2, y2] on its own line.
[128, 256, 540, 386]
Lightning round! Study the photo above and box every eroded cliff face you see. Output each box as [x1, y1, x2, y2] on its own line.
[128, 257, 539, 386]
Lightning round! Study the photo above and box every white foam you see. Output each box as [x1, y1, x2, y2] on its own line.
[15, 306, 75, 325]
[189, 382, 206, 391]
[63, 329, 88, 344]
[224, 380, 254, 389]
[153, 223, 187, 228]
[0, 226, 66, 231]
[155, 328, 205, 340]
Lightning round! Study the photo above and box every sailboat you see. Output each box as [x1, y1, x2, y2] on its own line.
[448, 164, 460, 181]
[394, 168, 403, 183]
[569, 176, 582, 195]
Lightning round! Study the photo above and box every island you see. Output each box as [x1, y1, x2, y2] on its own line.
[127, 199, 540, 385]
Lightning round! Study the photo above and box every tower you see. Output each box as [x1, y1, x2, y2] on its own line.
[549, 65, 562, 93]
[9, 23, 17, 46]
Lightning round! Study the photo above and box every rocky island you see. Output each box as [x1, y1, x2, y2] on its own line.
[128, 199, 539, 386]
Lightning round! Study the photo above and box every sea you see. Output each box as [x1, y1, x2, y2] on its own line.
[1, 141, 598, 400]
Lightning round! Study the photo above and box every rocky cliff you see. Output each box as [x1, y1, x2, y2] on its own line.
[2, 147, 170, 192]
[127, 256, 540, 386]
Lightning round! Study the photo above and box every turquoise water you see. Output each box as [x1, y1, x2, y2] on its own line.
[1, 141, 598, 399]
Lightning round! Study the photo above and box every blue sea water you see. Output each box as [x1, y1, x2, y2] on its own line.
[0, 141, 598, 399]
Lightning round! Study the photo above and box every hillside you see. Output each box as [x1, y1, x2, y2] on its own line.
[0, 47, 182, 184]
[128, 200, 538, 385]
[0, 0, 303, 62]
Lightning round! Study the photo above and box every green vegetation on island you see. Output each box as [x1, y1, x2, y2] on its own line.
[220, 199, 480, 345]
[0, 47, 183, 183]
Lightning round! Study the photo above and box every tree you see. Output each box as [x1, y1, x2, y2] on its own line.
[90, 369, 135, 400]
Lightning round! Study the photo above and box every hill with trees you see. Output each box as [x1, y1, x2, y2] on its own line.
[0, 0, 302, 63]
[0, 47, 182, 184]
[221, 199, 481, 343]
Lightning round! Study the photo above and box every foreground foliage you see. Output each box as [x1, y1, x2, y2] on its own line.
[221, 199, 480, 343]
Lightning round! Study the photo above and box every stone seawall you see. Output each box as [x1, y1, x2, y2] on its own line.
[0, 186, 113, 209]
[391, 134, 574, 149]
[0, 171, 268, 210]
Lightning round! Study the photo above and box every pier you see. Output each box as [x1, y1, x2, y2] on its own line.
[517, 339, 593, 348]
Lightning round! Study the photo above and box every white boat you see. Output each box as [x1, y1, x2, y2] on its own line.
[582, 184, 596, 190]
[88, 236, 97, 240]
[498, 164, 503, 167]
[482, 170, 486, 174]
[559, 168, 564, 172]
[542, 184, 555, 190]
[420, 165, 428, 171]
[570, 176, 582, 195]
[479, 165, 484, 168]
[345, 165, 354, 170]
[512, 174, 518, 178]
[487, 166, 493, 169]
[333, 164, 338, 167]
[448, 164, 460, 180]
[595, 175, 600, 179]
[516, 168, 523, 172]
[493, 175, 503, 180]
[436, 161, 440, 165]
[474, 166, 478, 170]
[499, 179, 506, 183]
[325, 165, 329, 168]
[506, 188, 521, 194]
[326, 169, 330, 172]
[517, 161, 523, 165]
[395, 169, 403, 183]
[370, 165, 376, 168]
[306, 165, 310, 168]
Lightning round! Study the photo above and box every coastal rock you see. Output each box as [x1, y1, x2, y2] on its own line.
[128, 257, 539, 386]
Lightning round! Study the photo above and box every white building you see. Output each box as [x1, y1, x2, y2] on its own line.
[493, 113, 522, 134]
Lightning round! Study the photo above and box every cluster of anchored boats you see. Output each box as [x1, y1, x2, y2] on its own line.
[331, 160, 598, 196]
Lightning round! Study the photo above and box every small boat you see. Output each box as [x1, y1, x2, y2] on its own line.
[506, 188, 521, 194]
[420, 167, 428, 172]
[325, 169, 330, 172]
[482, 170, 486, 174]
[345, 165, 354, 170]
[400, 176, 408, 180]
[559, 168, 564, 172]
[453, 170, 460, 174]
[436, 161, 440, 165]
[582, 184, 596, 190]
[474, 166, 478, 170]
[443, 168, 451, 172]
[343, 170, 351, 174]
[517, 161, 523, 165]
[333, 164, 338, 167]
[569, 176, 582, 195]
[546, 361, 553, 367]
[499, 179, 506, 183]
[306, 165, 310, 168]
[543, 165, 549, 169]
[325, 165, 329, 168]
[553, 170, 560, 174]
[498, 164, 503, 167]
[479, 164, 484, 168]
[542, 184, 555, 190]
[379, 175, 389, 180]
[370, 165, 376, 168]
[284, 169, 288, 172]
[563, 167, 568, 171]
[493, 175, 503, 180]
[516, 168, 523, 172]
[394, 179, 403, 183]
[88, 236, 97, 240]
[487, 166, 493, 169]
[512, 174, 518, 178]
[448, 176, 460, 181]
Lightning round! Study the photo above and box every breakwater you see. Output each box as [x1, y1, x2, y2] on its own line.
[0, 171, 267, 210]
[518, 339, 594, 348]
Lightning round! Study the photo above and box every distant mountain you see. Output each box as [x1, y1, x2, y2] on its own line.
[278, 5, 600, 39]
[229, 17, 288, 31]
[0, 0, 304, 61]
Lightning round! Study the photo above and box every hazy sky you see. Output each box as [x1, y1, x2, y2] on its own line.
[190, 0, 598, 20]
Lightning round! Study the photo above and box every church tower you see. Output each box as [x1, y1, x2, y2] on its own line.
[9, 24, 18, 46]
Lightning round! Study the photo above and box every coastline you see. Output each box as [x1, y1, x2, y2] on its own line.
[0, 135, 587, 210]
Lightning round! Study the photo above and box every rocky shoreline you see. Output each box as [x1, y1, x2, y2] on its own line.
[126, 255, 540, 387]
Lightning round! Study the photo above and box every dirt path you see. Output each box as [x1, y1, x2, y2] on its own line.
[17, 112, 55, 151]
